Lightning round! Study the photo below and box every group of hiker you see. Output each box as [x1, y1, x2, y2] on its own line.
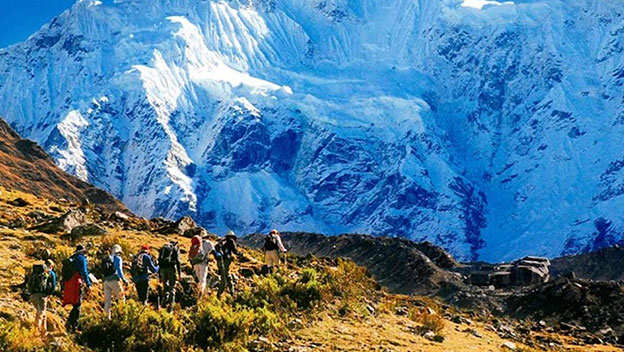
[26, 229, 288, 334]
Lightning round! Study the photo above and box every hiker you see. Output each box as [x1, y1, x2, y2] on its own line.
[216, 231, 239, 297]
[131, 245, 159, 305]
[27, 260, 56, 335]
[264, 229, 287, 272]
[158, 241, 181, 309]
[189, 234, 216, 296]
[62, 244, 92, 333]
[102, 244, 128, 319]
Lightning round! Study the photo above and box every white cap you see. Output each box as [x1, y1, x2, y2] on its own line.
[111, 244, 122, 254]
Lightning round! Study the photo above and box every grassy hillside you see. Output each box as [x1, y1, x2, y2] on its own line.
[0, 187, 619, 352]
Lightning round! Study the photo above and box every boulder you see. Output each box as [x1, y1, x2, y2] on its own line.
[112, 211, 130, 221]
[183, 226, 207, 239]
[8, 198, 29, 207]
[30, 209, 87, 234]
[158, 215, 197, 235]
[26, 210, 51, 222]
[70, 223, 107, 238]
[502, 341, 517, 350]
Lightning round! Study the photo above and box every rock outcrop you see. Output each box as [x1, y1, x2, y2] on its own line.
[30, 209, 87, 234]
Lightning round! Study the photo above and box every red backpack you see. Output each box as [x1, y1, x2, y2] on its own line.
[189, 236, 203, 264]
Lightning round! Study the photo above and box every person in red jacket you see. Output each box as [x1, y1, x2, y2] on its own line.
[63, 244, 92, 333]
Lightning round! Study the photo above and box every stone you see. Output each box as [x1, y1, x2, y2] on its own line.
[48, 205, 65, 213]
[158, 215, 197, 235]
[183, 226, 207, 239]
[395, 306, 409, 316]
[70, 223, 107, 238]
[30, 209, 87, 234]
[432, 335, 445, 343]
[502, 341, 517, 350]
[463, 328, 483, 338]
[112, 211, 129, 221]
[26, 210, 50, 222]
[8, 198, 29, 207]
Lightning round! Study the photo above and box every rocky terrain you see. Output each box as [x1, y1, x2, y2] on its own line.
[0, 117, 126, 213]
[550, 246, 624, 282]
[245, 231, 624, 351]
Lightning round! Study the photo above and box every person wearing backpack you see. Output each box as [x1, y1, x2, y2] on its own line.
[102, 244, 128, 319]
[62, 244, 92, 333]
[158, 241, 181, 309]
[216, 231, 240, 297]
[46, 259, 57, 295]
[28, 261, 55, 335]
[264, 229, 287, 273]
[131, 244, 159, 305]
[189, 234, 215, 296]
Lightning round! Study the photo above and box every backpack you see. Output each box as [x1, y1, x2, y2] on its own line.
[159, 243, 179, 268]
[27, 264, 50, 295]
[217, 238, 236, 258]
[130, 253, 147, 278]
[189, 243, 207, 265]
[61, 255, 77, 282]
[101, 255, 116, 278]
[264, 235, 279, 251]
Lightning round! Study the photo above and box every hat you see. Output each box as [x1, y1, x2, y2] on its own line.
[225, 230, 237, 239]
[111, 244, 122, 254]
[270, 229, 279, 235]
[140, 244, 150, 251]
[75, 244, 85, 252]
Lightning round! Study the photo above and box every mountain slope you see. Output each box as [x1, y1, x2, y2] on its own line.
[0, 117, 126, 212]
[550, 246, 624, 282]
[1, 0, 624, 260]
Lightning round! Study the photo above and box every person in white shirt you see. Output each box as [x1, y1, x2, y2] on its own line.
[264, 229, 287, 272]
[189, 232, 215, 296]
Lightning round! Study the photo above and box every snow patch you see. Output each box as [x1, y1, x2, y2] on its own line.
[461, 0, 514, 9]
[53, 110, 90, 182]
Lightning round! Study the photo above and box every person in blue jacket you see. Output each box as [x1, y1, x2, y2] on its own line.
[132, 244, 159, 305]
[103, 244, 129, 319]
[66, 244, 92, 333]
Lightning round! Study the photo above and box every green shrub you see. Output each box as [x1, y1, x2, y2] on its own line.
[281, 273, 323, 310]
[0, 318, 77, 352]
[235, 275, 282, 309]
[189, 296, 281, 349]
[79, 300, 184, 352]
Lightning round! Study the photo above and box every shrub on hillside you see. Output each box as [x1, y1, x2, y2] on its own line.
[409, 307, 445, 334]
[235, 269, 323, 312]
[0, 318, 76, 352]
[79, 300, 184, 352]
[188, 296, 281, 349]
[281, 268, 323, 310]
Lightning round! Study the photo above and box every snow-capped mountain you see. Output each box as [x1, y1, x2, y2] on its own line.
[1, 0, 623, 261]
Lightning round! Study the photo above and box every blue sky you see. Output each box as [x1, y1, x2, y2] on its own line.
[0, 0, 75, 48]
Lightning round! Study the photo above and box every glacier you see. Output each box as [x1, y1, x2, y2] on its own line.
[1, 0, 624, 261]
